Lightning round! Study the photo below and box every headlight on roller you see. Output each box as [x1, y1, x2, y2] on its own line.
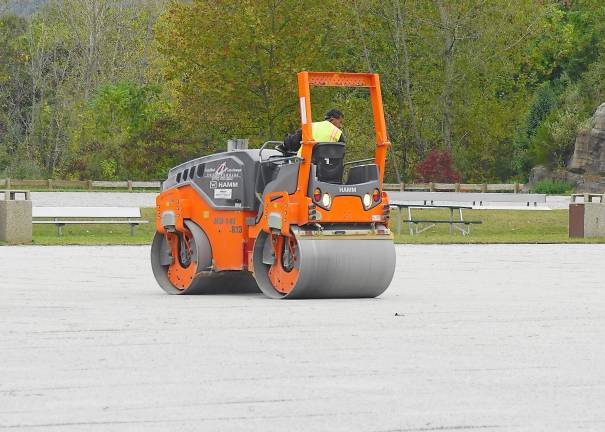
[363, 193, 372, 208]
[322, 193, 331, 208]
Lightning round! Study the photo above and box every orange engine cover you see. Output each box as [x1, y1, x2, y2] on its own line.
[156, 185, 256, 271]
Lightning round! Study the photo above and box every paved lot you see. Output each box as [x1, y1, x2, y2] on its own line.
[1, 244, 604, 431]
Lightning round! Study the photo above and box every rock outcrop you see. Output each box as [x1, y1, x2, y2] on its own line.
[568, 103, 605, 175]
[529, 103, 605, 192]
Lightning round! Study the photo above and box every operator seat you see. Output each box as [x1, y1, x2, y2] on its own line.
[312, 142, 345, 184]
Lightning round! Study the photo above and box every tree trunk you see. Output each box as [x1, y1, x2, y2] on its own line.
[435, 0, 454, 151]
[393, 0, 423, 155]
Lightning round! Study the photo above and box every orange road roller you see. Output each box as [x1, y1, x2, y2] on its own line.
[151, 72, 396, 299]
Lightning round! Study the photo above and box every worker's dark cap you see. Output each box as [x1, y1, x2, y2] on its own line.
[325, 109, 343, 120]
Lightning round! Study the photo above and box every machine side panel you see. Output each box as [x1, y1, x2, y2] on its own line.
[262, 162, 300, 197]
[162, 150, 276, 211]
[156, 185, 256, 271]
[196, 156, 246, 207]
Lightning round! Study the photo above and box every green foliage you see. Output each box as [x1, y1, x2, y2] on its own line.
[0, 14, 31, 176]
[99, 158, 118, 180]
[69, 81, 189, 180]
[341, 0, 546, 182]
[529, 107, 581, 168]
[530, 179, 574, 194]
[155, 0, 340, 149]
[514, 1, 605, 174]
[2, 0, 605, 182]
[512, 81, 561, 176]
[529, 2, 605, 82]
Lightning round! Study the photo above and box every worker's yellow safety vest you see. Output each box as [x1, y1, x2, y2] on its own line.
[297, 120, 343, 156]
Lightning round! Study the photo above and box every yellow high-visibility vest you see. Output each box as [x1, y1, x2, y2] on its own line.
[297, 120, 342, 156]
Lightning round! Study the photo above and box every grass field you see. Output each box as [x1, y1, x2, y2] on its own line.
[23, 207, 605, 245]
[31, 208, 158, 245]
[391, 208, 605, 244]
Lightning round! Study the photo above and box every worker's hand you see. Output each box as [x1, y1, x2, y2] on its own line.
[275, 143, 296, 156]
[275, 143, 286, 154]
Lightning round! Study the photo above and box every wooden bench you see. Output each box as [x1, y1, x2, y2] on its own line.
[32, 207, 148, 236]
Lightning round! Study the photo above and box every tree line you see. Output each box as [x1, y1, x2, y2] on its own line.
[1, 0, 604, 182]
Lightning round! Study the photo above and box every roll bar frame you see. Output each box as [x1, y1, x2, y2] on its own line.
[294, 72, 390, 204]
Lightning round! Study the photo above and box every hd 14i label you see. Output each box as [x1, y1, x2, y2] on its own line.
[214, 189, 232, 199]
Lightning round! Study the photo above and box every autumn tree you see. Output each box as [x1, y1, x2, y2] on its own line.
[344, 0, 549, 181]
[155, 0, 341, 150]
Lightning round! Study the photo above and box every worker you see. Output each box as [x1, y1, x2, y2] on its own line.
[282, 109, 345, 155]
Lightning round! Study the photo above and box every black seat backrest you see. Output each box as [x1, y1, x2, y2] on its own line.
[346, 164, 378, 185]
[312, 142, 345, 184]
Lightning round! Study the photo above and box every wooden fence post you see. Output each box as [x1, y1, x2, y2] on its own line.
[400, 182, 404, 191]
[514, 182, 520, 193]
[87, 180, 93, 190]
[127, 180, 133, 192]
[48, 179, 53, 190]
[481, 183, 487, 193]
[5, 178, 10, 189]
[429, 182, 435, 192]
[455, 183, 460, 192]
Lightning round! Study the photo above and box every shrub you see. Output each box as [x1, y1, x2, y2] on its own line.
[414, 149, 460, 183]
[530, 179, 573, 194]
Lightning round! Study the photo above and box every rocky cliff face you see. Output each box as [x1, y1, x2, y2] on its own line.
[529, 103, 605, 192]
[568, 103, 605, 175]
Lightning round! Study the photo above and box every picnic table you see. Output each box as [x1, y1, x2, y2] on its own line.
[389, 203, 482, 236]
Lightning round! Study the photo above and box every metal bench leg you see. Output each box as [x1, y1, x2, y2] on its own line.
[408, 207, 414, 236]
[54, 218, 62, 236]
[397, 208, 401, 236]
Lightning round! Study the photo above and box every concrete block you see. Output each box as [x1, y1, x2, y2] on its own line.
[583, 202, 605, 237]
[0, 200, 32, 244]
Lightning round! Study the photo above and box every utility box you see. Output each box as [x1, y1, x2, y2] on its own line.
[0, 190, 32, 244]
[569, 202, 605, 238]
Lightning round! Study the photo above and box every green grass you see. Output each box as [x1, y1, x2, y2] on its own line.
[31, 208, 157, 245]
[392, 208, 604, 244]
[20, 207, 605, 245]
[530, 179, 574, 194]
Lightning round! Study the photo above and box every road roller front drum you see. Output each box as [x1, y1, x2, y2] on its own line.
[252, 229, 396, 299]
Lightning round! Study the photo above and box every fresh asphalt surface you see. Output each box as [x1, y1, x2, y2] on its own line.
[1, 244, 604, 431]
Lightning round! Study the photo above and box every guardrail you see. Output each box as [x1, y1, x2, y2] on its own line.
[0, 178, 161, 191]
[382, 182, 524, 193]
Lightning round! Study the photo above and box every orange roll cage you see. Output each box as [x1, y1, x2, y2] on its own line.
[295, 72, 390, 207]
